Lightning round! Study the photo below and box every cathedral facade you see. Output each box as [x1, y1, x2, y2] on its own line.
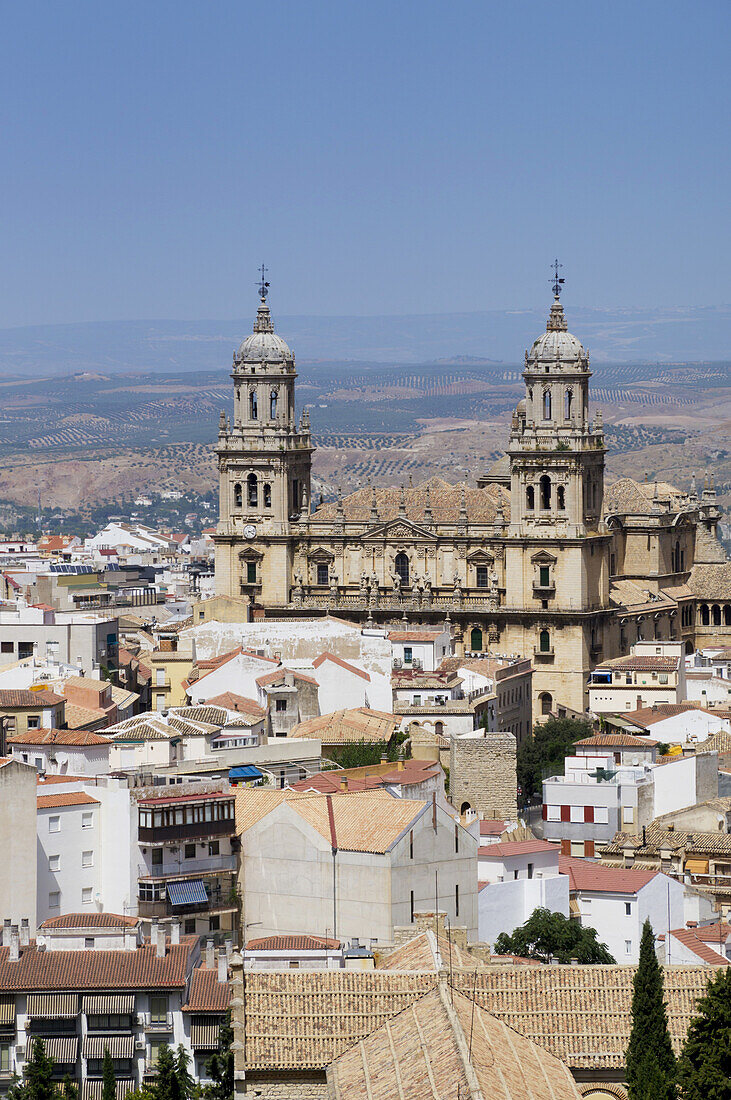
[214, 287, 731, 716]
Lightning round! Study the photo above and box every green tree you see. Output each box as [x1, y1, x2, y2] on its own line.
[102, 1047, 116, 1100]
[517, 716, 594, 800]
[149, 1045, 180, 1100]
[676, 967, 731, 1100]
[493, 907, 615, 964]
[203, 1012, 234, 1100]
[174, 1045, 195, 1100]
[626, 920, 677, 1100]
[62, 1075, 79, 1100]
[12, 1039, 57, 1100]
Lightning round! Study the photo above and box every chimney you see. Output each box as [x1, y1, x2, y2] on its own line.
[170, 919, 180, 945]
[397, 755, 405, 772]
[151, 917, 158, 946]
[20, 919, 30, 947]
[340, 776, 348, 791]
[156, 924, 166, 958]
[217, 950, 228, 984]
[2, 919, 10, 946]
[206, 939, 215, 969]
[686, 920, 698, 928]
[380, 753, 387, 764]
[9, 925, 19, 962]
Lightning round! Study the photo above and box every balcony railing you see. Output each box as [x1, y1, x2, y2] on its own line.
[138, 819, 235, 844]
[138, 854, 237, 879]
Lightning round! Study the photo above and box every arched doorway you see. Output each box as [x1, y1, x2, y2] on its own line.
[470, 627, 483, 652]
[460, 801, 472, 815]
[394, 553, 409, 586]
[539, 692, 553, 715]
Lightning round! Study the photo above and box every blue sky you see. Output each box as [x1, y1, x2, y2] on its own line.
[1, 0, 729, 326]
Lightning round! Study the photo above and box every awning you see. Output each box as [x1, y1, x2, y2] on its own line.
[685, 858, 710, 875]
[82, 995, 135, 1015]
[167, 879, 208, 906]
[190, 1021, 222, 1049]
[27, 993, 78, 1017]
[0, 996, 14, 1025]
[82, 1081, 136, 1100]
[569, 897, 581, 918]
[229, 765, 262, 781]
[83, 1035, 135, 1059]
[28, 1036, 79, 1063]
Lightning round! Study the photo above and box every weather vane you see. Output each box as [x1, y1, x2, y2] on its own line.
[257, 264, 270, 301]
[551, 259, 565, 298]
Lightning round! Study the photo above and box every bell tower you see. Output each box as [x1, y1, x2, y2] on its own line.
[214, 272, 312, 603]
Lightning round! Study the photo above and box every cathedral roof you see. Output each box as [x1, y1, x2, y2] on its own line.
[236, 297, 294, 364]
[604, 476, 685, 515]
[527, 297, 586, 366]
[688, 563, 731, 600]
[312, 477, 509, 525]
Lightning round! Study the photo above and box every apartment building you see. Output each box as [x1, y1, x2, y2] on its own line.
[0, 913, 229, 1093]
[9, 729, 112, 777]
[0, 690, 66, 738]
[588, 641, 687, 715]
[0, 608, 118, 676]
[0, 759, 37, 932]
[477, 839, 569, 948]
[388, 628, 452, 672]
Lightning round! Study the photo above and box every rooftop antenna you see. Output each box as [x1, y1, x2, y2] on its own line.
[257, 264, 270, 301]
[551, 259, 565, 299]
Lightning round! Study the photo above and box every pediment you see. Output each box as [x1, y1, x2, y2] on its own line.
[307, 547, 336, 562]
[530, 550, 557, 564]
[361, 518, 438, 542]
[466, 548, 494, 563]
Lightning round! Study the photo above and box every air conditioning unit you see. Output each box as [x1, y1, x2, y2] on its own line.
[412, 658, 422, 670]
[135, 1040, 146, 1051]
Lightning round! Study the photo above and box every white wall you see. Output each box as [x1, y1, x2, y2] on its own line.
[0, 761, 37, 930]
[576, 873, 684, 964]
[478, 847, 559, 884]
[37, 802, 103, 923]
[478, 875, 569, 948]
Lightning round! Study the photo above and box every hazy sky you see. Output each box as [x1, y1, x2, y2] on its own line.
[2, 1, 730, 326]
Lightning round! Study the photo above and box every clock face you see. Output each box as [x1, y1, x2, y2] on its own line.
[243, 524, 257, 540]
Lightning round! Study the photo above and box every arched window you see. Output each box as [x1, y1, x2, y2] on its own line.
[470, 627, 483, 652]
[249, 390, 258, 420]
[270, 389, 278, 418]
[460, 802, 472, 816]
[712, 604, 722, 626]
[557, 485, 565, 510]
[725, 606, 731, 627]
[700, 604, 710, 626]
[247, 473, 258, 507]
[434, 721, 444, 736]
[263, 483, 271, 508]
[234, 483, 242, 508]
[526, 485, 535, 511]
[539, 692, 553, 715]
[564, 388, 572, 419]
[672, 540, 681, 573]
[539, 475, 551, 510]
[539, 629, 551, 653]
[542, 390, 552, 420]
[394, 553, 409, 586]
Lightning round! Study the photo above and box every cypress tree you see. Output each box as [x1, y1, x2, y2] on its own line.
[102, 1047, 116, 1100]
[23, 1038, 56, 1100]
[626, 919, 677, 1100]
[677, 967, 731, 1100]
[62, 1074, 79, 1100]
[151, 1044, 178, 1100]
[174, 1045, 195, 1100]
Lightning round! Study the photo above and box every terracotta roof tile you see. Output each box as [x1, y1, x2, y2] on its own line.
[0, 689, 65, 707]
[40, 913, 139, 929]
[667, 928, 728, 966]
[182, 966, 230, 1013]
[480, 839, 560, 858]
[313, 477, 509, 525]
[255, 668, 319, 688]
[246, 935, 340, 951]
[575, 733, 658, 748]
[37, 792, 100, 809]
[0, 942, 195, 991]
[312, 652, 370, 681]
[9, 729, 111, 748]
[559, 855, 659, 893]
[289, 707, 400, 744]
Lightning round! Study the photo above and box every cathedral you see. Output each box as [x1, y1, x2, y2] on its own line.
[214, 283, 731, 715]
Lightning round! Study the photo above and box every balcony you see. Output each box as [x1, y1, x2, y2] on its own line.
[533, 646, 555, 660]
[137, 883, 237, 919]
[138, 819, 235, 844]
[138, 854, 237, 879]
[143, 1014, 173, 1033]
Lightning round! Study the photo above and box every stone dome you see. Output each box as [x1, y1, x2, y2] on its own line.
[236, 298, 294, 364]
[527, 298, 586, 367]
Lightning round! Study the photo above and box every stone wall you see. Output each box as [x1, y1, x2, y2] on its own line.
[449, 731, 517, 819]
[240, 1075, 327, 1098]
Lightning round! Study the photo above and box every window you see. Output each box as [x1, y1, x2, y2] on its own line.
[249, 390, 258, 420]
[263, 483, 271, 507]
[410, 890, 415, 922]
[546, 805, 560, 822]
[0, 641, 13, 654]
[185, 919, 196, 934]
[542, 389, 552, 420]
[455, 825, 459, 854]
[570, 841, 585, 857]
[246, 561, 257, 584]
[526, 485, 534, 511]
[557, 485, 565, 510]
[82, 850, 94, 868]
[470, 627, 483, 652]
[409, 830, 414, 859]
[527, 863, 534, 879]
[247, 473, 258, 507]
[564, 388, 573, 419]
[49, 854, 60, 872]
[539, 565, 550, 587]
[151, 848, 163, 866]
[209, 916, 220, 931]
[85, 937, 94, 949]
[539, 692, 553, 715]
[476, 566, 488, 588]
[155, 668, 166, 688]
[156, 693, 165, 710]
[625, 902, 632, 916]
[149, 996, 169, 1024]
[49, 891, 60, 909]
[49, 815, 60, 833]
[149, 1040, 164, 1066]
[455, 884, 460, 917]
[539, 630, 551, 653]
[539, 475, 551, 509]
[623, 807, 635, 824]
[0, 1043, 10, 1072]
[270, 389, 278, 418]
[82, 887, 93, 904]
[594, 806, 609, 825]
[234, 483, 243, 508]
[316, 563, 329, 586]
[659, 673, 668, 685]
[394, 553, 409, 586]
[275, 698, 287, 712]
[570, 806, 584, 823]
[208, 841, 219, 856]
[413, 695, 421, 706]
[625, 941, 632, 955]
[82, 812, 93, 828]
[27, 715, 41, 730]
[184, 843, 196, 859]
[403, 646, 413, 663]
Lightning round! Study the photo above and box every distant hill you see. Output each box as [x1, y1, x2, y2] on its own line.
[0, 304, 730, 376]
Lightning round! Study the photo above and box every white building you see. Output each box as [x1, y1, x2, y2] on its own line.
[9, 729, 112, 777]
[237, 787, 478, 944]
[0, 758, 38, 932]
[388, 628, 452, 672]
[588, 641, 687, 715]
[559, 856, 685, 964]
[243, 933, 345, 970]
[476, 839, 569, 949]
[0, 606, 117, 675]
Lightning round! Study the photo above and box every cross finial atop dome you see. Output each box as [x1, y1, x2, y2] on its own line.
[253, 265, 274, 335]
[550, 259, 564, 299]
[257, 264, 270, 302]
